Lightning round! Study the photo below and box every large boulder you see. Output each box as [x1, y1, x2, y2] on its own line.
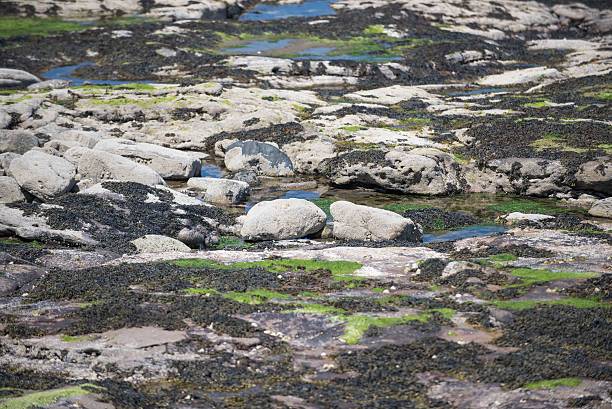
[0, 109, 10, 129]
[131, 235, 191, 253]
[575, 157, 611, 195]
[330, 201, 422, 242]
[94, 138, 201, 180]
[240, 198, 326, 241]
[323, 148, 462, 195]
[589, 197, 612, 219]
[0, 176, 26, 203]
[9, 150, 76, 201]
[67, 148, 165, 186]
[52, 130, 103, 149]
[0, 68, 40, 88]
[224, 140, 294, 177]
[0, 130, 40, 154]
[0, 152, 20, 175]
[187, 177, 249, 204]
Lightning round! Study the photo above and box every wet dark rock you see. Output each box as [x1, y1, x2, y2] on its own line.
[403, 208, 478, 231]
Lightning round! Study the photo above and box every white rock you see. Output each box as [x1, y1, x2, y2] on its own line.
[240, 198, 326, 241]
[131, 234, 191, 253]
[9, 150, 76, 201]
[0, 68, 40, 87]
[0, 130, 40, 154]
[478, 67, 563, 86]
[187, 177, 249, 204]
[224, 140, 294, 177]
[0, 176, 26, 203]
[589, 198, 612, 219]
[500, 212, 555, 224]
[94, 138, 200, 180]
[330, 201, 422, 242]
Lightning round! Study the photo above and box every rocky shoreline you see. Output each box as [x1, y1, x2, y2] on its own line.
[0, 0, 611, 408]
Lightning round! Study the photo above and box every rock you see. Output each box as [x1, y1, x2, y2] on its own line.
[156, 48, 177, 57]
[9, 150, 76, 201]
[69, 148, 165, 186]
[187, 177, 249, 204]
[500, 212, 555, 225]
[330, 201, 422, 242]
[240, 199, 326, 241]
[224, 140, 294, 177]
[477, 67, 563, 86]
[0, 262, 45, 296]
[27, 79, 70, 90]
[0, 176, 26, 203]
[0, 152, 20, 174]
[575, 157, 611, 195]
[131, 234, 191, 253]
[0, 68, 40, 88]
[589, 198, 612, 219]
[323, 148, 462, 195]
[283, 138, 336, 174]
[52, 130, 103, 149]
[0, 109, 10, 129]
[177, 224, 219, 249]
[94, 138, 201, 180]
[0, 130, 40, 154]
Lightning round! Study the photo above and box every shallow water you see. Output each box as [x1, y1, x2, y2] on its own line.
[240, 0, 337, 21]
[200, 163, 224, 178]
[42, 62, 150, 86]
[422, 225, 507, 243]
[448, 87, 509, 97]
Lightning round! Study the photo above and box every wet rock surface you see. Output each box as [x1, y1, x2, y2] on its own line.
[0, 0, 611, 407]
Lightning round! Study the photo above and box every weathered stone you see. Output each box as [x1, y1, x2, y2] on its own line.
[330, 201, 422, 242]
[9, 150, 76, 201]
[69, 148, 165, 186]
[187, 177, 249, 204]
[0, 130, 39, 154]
[0, 68, 40, 88]
[589, 197, 612, 219]
[0, 176, 26, 203]
[94, 138, 201, 180]
[131, 234, 191, 253]
[500, 212, 555, 225]
[240, 199, 326, 241]
[27, 79, 70, 90]
[224, 140, 294, 177]
[575, 157, 611, 195]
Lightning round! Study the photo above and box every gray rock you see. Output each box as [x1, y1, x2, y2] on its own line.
[27, 79, 70, 90]
[94, 138, 201, 180]
[52, 129, 103, 149]
[576, 157, 611, 195]
[69, 148, 165, 186]
[589, 197, 612, 219]
[0, 130, 40, 154]
[187, 177, 249, 204]
[9, 150, 76, 201]
[177, 224, 219, 249]
[500, 212, 555, 225]
[0, 68, 40, 88]
[0, 176, 26, 203]
[0, 152, 20, 174]
[240, 198, 326, 241]
[131, 234, 191, 253]
[224, 140, 294, 177]
[0, 262, 45, 296]
[0, 109, 10, 129]
[330, 201, 422, 242]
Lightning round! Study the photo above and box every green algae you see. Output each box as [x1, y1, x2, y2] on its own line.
[60, 335, 94, 343]
[531, 132, 589, 153]
[508, 268, 598, 287]
[89, 95, 176, 108]
[0, 384, 102, 409]
[340, 125, 368, 132]
[383, 203, 432, 214]
[486, 198, 567, 215]
[341, 313, 430, 345]
[223, 289, 291, 305]
[523, 377, 582, 390]
[212, 236, 253, 250]
[490, 297, 609, 311]
[0, 17, 84, 38]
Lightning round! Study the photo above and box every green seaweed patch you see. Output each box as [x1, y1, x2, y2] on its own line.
[0, 17, 85, 38]
[0, 384, 103, 409]
[398, 117, 431, 130]
[171, 258, 363, 282]
[363, 24, 386, 35]
[212, 236, 253, 250]
[522, 99, 551, 109]
[508, 267, 598, 287]
[490, 297, 609, 311]
[89, 95, 176, 108]
[531, 132, 589, 153]
[486, 198, 567, 215]
[184, 288, 219, 296]
[523, 377, 582, 390]
[478, 253, 518, 268]
[60, 334, 94, 343]
[309, 198, 335, 216]
[74, 83, 156, 92]
[341, 313, 430, 345]
[223, 289, 291, 305]
[383, 203, 432, 214]
[0, 238, 44, 248]
[261, 95, 282, 102]
[340, 125, 368, 132]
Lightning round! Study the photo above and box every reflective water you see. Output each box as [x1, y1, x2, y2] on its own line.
[200, 163, 224, 178]
[42, 62, 150, 86]
[240, 0, 337, 21]
[422, 225, 507, 243]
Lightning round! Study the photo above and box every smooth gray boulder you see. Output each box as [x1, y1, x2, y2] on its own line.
[27, 79, 70, 90]
[576, 157, 611, 195]
[0, 68, 40, 88]
[589, 197, 612, 219]
[330, 201, 422, 242]
[240, 198, 326, 241]
[69, 148, 165, 186]
[0, 109, 10, 129]
[500, 212, 555, 225]
[52, 130, 103, 149]
[224, 140, 294, 177]
[0, 130, 39, 154]
[9, 150, 76, 201]
[94, 138, 201, 180]
[131, 235, 191, 253]
[187, 177, 249, 204]
[0, 176, 26, 203]
[0, 152, 20, 175]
